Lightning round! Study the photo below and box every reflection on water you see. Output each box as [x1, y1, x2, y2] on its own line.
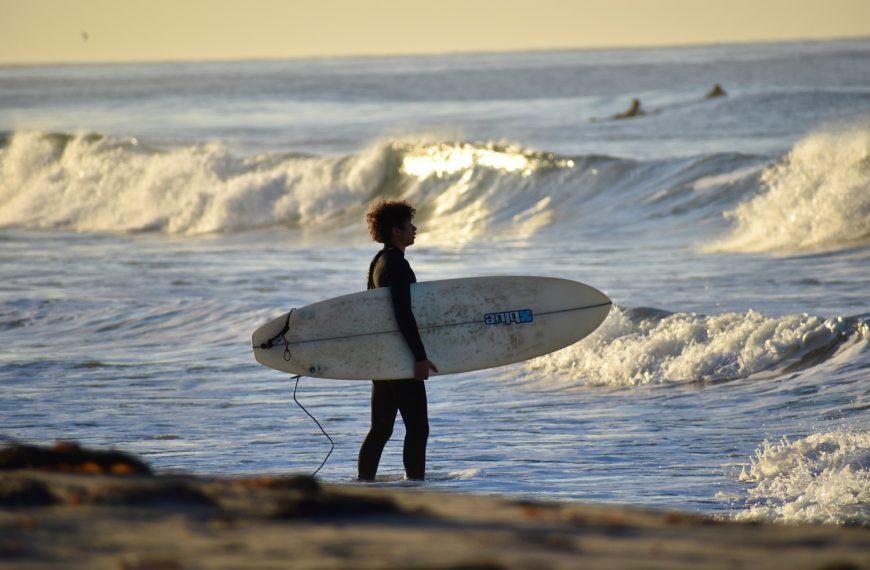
[1, 229, 866, 521]
[1, 38, 868, 524]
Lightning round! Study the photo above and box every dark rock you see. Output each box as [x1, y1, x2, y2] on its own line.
[227, 474, 319, 493]
[88, 480, 216, 508]
[0, 478, 57, 508]
[0, 441, 152, 476]
[273, 493, 404, 519]
[815, 563, 862, 570]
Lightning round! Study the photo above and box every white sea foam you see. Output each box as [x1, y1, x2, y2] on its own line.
[400, 141, 572, 177]
[445, 467, 484, 480]
[0, 131, 391, 235]
[708, 124, 870, 253]
[523, 307, 864, 387]
[0, 130, 761, 239]
[0, 131, 572, 238]
[734, 431, 870, 525]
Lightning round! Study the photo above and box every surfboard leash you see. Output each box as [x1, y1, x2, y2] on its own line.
[260, 308, 295, 362]
[291, 374, 334, 477]
[260, 309, 333, 475]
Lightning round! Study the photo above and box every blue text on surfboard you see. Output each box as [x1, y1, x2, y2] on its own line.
[484, 309, 534, 326]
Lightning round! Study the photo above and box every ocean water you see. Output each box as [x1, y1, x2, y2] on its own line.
[1, 39, 868, 525]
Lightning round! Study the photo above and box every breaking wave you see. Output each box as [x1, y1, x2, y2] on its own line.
[0, 129, 764, 240]
[734, 431, 870, 526]
[708, 124, 870, 254]
[0, 130, 393, 235]
[2, 126, 867, 254]
[522, 306, 867, 387]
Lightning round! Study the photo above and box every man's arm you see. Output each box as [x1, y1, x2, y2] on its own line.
[385, 253, 427, 363]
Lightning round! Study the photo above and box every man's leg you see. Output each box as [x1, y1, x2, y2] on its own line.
[357, 380, 398, 481]
[396, 379, 429, 480]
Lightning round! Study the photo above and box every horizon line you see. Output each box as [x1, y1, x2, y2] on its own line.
[2, 33, 868, 69]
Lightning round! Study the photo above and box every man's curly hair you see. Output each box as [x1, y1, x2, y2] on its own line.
[366, 200, 416, 244]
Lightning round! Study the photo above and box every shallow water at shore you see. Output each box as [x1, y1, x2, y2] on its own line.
[1, 228, 866, 522]
[1, 38, 868, 524]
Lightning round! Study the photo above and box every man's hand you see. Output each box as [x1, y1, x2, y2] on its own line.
[414, 359, 438, 381]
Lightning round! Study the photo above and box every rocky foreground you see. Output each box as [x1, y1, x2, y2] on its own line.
[0, 442, 867, 569]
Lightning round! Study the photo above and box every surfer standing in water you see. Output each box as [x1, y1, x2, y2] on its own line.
[358, 200, 438, 481]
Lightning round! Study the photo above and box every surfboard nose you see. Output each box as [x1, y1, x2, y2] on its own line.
[551, 277, 611, 309]
[252, 312, 294, 365]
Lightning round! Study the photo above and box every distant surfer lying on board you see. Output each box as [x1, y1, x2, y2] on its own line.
[357, 200, 438, 481]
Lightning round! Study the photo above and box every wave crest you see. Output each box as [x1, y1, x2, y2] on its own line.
[522, 307, 865, 387]
[708, 124, 870, 253]
[735, 431, 870, 525]
[0, 130, 763, 239]
[0, 130, 395, 235]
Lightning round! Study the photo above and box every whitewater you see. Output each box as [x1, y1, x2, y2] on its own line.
[1, 39, 868, 525]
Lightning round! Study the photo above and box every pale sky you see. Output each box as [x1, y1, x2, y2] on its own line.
[1, 0, 869, 65]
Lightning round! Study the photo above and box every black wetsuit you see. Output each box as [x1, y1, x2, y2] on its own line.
[357, 246, 429, 481]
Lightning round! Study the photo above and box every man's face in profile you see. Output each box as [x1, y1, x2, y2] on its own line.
[393, 220, 417, 248]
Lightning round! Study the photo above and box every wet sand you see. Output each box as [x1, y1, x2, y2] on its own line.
[0, 443, 867, 569]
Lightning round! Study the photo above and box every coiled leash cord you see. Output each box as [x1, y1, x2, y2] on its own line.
[291, 374, 334, 476]
[260, 309, 334, 476]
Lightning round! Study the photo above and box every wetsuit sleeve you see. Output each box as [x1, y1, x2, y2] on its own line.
[385, 253, 427, 362]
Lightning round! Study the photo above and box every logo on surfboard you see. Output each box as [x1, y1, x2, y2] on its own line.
[483, 309, 533, 325]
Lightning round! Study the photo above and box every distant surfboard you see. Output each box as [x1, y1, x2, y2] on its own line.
[252, 276, 611, 380]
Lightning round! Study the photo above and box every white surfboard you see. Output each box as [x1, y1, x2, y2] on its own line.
[252, 276, 611, 380]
